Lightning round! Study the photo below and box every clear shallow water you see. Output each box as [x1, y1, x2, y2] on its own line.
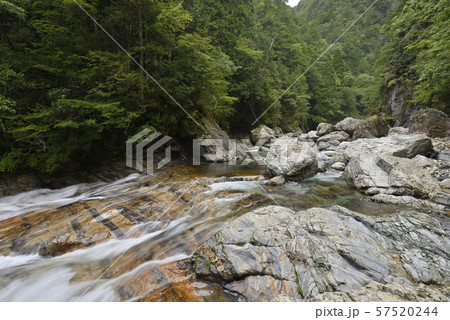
[0, 164, 402, 301]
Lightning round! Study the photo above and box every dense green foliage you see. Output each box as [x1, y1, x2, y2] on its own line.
[379, 0, 450, 111]
[0, 0, 448, 174]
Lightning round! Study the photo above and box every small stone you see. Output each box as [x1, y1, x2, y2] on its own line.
[266, 176, 286, 186]
[331, 162, 346, 171]
[430, 192, 450, 206]
[439, 179, 450, 190]
[307, 131, 319, 141]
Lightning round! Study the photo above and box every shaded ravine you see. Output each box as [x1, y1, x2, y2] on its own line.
[0, 164, 441, 301]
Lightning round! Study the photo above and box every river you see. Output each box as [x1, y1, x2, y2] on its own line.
[0, 163, 407, 301]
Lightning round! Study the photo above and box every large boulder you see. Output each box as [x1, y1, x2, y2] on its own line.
[250, 125, 276, 144]
[335, 117, 362, 135]
[193, 205, 450, 301]
[345, 154, 440, 198]
[265, 139, 318, 181]
[409, 109, 450, 138]
[316, 131, 350, 151]
[353, 116, 390, 140]
[316, 123, 334, 137]
[337, 133, 433, 162]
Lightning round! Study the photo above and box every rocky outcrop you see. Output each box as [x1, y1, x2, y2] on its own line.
[335, 117, 362, 136]
[199, 118, 247, 162]
[265, 139, 318, 181]
[371, 194, 447, 212]
[316, 123, 334, 137]
[409, 109, 450, 138]
[337, 133, 433, 162]
[385, 83, 420, 127]
[345, 154, 441, 197]
[194, 205, 450, 302]
[353, 116, 390, 139]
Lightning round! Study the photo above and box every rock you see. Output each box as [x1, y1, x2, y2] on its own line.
[386, 83, 420, 127]
[338, 134, 433, 162]
[388, 127, 409, 136]
[371, 194, 446, 211]
[273, 127, 283, 137]
[316, 152, 335, 172]
[409, 109, 450, 138]
[265, 139, 318, 181]
[353, 116, 390, 140]
[430, 192, 450, 206]
[331, 162, 346, 171]
[307, 282, 450, 302]
[345, 154, 440, 198]
[194, 205, 450, 301]
[307, 131, 319, 141]
[413, 155, 436, 168]
[250, 125, 276, 145]
[317, 131, 350, 151]
[335, 117, 362, 135]
[440, 179, 450, 190]
[316, 123, 334, 137]
[437, 152, 450, 162]
[199, 118, 246, 162]
[266, 176, 286, 186]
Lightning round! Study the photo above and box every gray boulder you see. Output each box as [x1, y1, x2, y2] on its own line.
[335, 117, 362, 135]
[317, 131, 350, 151]
[353, 116, 390, 140]
[251, 125, 276, 145]
[194, 205, 450, 301]
[337, 133, 433, 162]
[409, 109, 450, 138]
[265, 139, 318, 181]
[331, 162, 346, 171]
[345, 154, 440, 197]
[307, 131, 319, 141]
[316, 123, 334, 137]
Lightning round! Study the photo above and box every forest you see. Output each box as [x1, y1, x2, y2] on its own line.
[0, 0, 449, 174]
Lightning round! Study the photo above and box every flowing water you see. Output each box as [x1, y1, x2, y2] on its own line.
[0, 164, 401, 301]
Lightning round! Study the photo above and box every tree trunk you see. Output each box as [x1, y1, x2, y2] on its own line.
[138, 3, 145, 102]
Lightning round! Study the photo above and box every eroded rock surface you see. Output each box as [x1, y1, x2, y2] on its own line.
[345, 154, 440, 198]
[337, 134, 433, 162]
[193, 206, 450, 302]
